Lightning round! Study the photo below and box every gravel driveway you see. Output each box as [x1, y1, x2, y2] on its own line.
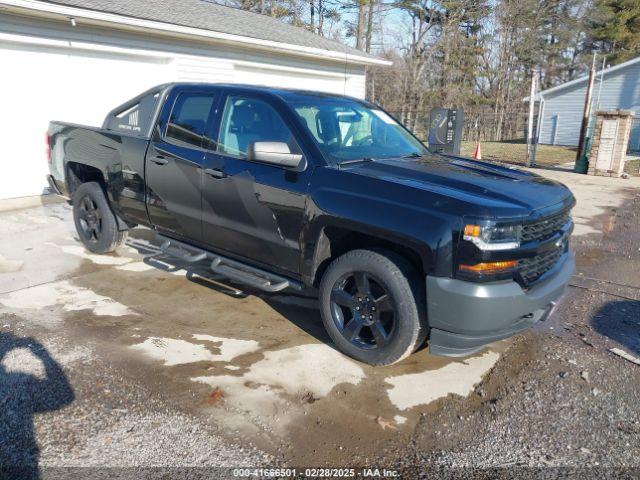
[0, 169, 638, 478]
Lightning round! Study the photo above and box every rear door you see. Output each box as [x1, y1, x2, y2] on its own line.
[145, 86, 220, 241]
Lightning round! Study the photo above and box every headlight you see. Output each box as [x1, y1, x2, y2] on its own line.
[463, 221, 522, 251]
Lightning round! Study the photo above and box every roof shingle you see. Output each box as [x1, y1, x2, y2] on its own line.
[39, 0, 379, 60]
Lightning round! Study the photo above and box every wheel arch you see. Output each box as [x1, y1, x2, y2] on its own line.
[305, 220, 433, 289]
[65, 162, 107, 195]
[66, 163, 131, 230]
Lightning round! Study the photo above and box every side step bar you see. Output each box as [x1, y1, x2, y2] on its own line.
[156, 235, 302, 293]
[159, 239, 207, 263]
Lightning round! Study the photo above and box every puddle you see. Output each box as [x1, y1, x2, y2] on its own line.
[384, 350, 500, 410]
[131, 335, 260, 366]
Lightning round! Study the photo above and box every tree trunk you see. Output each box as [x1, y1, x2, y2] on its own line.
[365, 0, 375, 53]
[355, 1, 367, 50]
[310, 0, 315, 33]
[317, 0, 324, 36]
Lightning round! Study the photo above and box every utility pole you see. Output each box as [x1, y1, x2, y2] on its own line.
[526, 68, 537, 167]
[595, 56, 607, 110]
[575, 53, 597, 169]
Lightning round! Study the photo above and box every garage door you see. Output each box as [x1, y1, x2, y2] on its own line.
[0, 43, 172, 199]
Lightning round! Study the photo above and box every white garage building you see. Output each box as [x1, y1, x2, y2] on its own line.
[0, 0, 387, 200]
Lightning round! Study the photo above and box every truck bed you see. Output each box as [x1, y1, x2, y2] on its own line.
[47, 121, 151, 227]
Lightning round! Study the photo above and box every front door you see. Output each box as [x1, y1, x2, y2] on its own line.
[201, 92, 311, 276]
[146, 87, 219, 241]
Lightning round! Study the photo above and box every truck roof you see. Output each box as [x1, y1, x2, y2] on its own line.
[156, 82, 367, 103]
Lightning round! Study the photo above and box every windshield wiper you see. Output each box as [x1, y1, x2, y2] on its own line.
[402, 152, 424, 158]
[336, 157, 375, 168]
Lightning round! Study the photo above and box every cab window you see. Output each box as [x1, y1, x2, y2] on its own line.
[217, 96, 300, 158]
[166, 93, 215, 148]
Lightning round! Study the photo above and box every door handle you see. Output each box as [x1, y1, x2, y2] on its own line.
[204, 168, 227, 179]
[151, 156, 169, 165]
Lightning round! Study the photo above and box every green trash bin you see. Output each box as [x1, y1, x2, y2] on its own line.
[574, 154, 589, 174]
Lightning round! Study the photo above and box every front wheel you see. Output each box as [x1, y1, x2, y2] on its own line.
[72, 182, 127, 254]
[319, 249, 426, 366]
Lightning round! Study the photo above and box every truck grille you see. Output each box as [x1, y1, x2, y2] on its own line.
[521, 209, 571, 243]
[518, 247, 564, 286]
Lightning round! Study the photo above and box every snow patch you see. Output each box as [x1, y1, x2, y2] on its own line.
[192, 344, 366, 416]
[131, 335, 261, 366]
[117, 261, 154, 272]
[0, 280, 136, 317]
[46, 242, 133, 265]
[393, 415, 407, 425]
[385, 350, 500, 410]
[193, 334, 260, 363]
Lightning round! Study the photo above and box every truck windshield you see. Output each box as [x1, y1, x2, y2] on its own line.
[291, 98, 427, 164]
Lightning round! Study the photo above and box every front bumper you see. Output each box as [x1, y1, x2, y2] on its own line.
[426, 252, 574, 357]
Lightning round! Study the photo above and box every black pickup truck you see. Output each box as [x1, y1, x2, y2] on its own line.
[47, 83, 575, 365]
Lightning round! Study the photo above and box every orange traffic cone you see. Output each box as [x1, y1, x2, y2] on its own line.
[473, 141, 482, 160]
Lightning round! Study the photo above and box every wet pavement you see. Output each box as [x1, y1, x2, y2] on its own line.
[0, 170, 639, 475]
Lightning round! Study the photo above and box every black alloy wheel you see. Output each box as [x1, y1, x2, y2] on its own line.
[77, 195, 102, 245]
[72, 182, 127, 254]
[319, 249, 426, 365]
[330, 271, 396, 350]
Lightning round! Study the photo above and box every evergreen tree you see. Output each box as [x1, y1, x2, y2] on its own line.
[590, 0, 640, 64]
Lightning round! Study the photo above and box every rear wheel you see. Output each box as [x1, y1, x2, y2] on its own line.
[319, 249, 426, 365]
[72, 182, 127, 254]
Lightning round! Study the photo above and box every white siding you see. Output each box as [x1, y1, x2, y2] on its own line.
[0, 12, 367, 199]
[539, 60, 640, 146]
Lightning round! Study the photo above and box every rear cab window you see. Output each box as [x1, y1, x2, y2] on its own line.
[105, 92, 159, 135]
[165, 93, 217, 148]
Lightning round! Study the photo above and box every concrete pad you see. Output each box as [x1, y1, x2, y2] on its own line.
[526, 169, 640, 237]
[0, 193, 65, 213]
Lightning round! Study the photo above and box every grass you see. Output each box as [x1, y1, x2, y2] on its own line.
[624, 157, 640, 176]
[459, 141, 577, 167]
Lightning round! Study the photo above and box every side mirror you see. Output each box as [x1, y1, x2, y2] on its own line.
[247, 142, 304, 169]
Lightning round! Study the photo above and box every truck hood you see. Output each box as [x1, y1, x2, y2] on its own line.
[341, 154, 574, 217]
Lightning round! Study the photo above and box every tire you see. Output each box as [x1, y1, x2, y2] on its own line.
[319, 249, 427, 366]
[72, 182, 127, 254]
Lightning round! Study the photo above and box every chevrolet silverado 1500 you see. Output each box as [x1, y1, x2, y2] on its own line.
[47, 83, 575, 365]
